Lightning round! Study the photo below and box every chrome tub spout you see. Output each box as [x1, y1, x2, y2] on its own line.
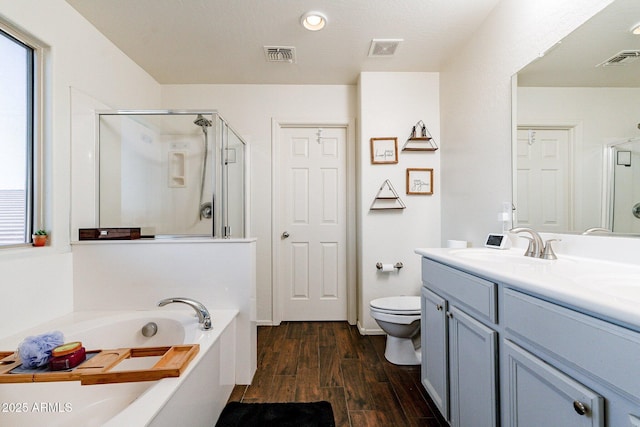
[158, 297, 212, 330]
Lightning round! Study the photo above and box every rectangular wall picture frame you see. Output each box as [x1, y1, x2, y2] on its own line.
[406, 168, 433, 195]
[370, 137, 398, 164]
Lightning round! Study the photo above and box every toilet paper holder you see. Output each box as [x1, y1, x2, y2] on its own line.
[376, 262, 403, 270]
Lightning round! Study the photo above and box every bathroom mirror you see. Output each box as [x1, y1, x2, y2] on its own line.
[513, 0, 640, 236]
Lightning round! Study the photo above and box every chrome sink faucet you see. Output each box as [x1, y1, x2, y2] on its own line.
[509, 227, 544, 258]
[158, 297, 212, 330]
[509, 227, 560, 260]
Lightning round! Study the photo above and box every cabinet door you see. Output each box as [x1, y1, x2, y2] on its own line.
[449, 305, 498, 427]
[421, 286, 449, 420]
[504, 340, 604, 427]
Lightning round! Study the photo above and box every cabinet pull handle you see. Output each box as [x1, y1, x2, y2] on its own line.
[572, 400, 587, 416]
[436, 304, 443, 311]
[446, 312, 453, 319]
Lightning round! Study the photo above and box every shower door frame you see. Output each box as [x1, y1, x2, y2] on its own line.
[95, 109, 228, 238]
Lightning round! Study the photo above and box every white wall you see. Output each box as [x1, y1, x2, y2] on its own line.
[358, 72, 441, 332]
[0, 0, 161, 338]
[518, 86, 640, 231]
[440, 0, 614, 247]
[161, 85, 357, 323]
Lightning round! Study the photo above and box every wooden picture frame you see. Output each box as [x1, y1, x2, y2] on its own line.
[406, 168, 433, 195]
[370, 137, 398, 164]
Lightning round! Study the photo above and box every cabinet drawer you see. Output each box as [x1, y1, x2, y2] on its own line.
[422, 258, 497, 323]
[504, 288, 640, 402]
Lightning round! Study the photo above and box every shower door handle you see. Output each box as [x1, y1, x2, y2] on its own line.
[282, 231, 290, 239]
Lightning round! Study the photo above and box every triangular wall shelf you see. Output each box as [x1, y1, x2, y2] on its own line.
[402, 121, 438, 151]
[402, 137, 438, 151]
[370, 179, 406, 210]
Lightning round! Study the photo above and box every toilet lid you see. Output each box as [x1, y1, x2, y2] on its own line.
[370, 296, 420, 313]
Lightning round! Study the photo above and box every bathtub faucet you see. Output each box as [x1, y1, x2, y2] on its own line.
[158, 297, 212, 330]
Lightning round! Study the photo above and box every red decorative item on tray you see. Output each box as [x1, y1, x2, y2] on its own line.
[49, 342, 86, 371]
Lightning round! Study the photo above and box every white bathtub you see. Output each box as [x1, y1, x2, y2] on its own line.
[0, 309, 238, 427]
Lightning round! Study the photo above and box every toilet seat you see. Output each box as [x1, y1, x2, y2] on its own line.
[370, 296, 420, 315]
[370, 310, 420, 325]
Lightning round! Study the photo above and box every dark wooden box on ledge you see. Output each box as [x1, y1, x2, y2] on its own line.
[79, 228, 141, 241]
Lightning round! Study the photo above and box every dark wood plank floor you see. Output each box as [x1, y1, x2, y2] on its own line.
[227, 321, 448, 427]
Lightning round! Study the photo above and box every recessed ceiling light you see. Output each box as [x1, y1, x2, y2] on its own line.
[631, 22, 640, 35]
[300, 11, 327, 31]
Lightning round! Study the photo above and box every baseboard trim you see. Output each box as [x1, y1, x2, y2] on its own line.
[357, 320, 385, 336]
[257, 320, 277, 326]
[258, 319, 355, 327]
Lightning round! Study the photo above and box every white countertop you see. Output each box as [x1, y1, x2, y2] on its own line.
[415, 247, 640, 331]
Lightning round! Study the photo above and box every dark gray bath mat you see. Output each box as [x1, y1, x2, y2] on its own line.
[215, 401, 335, 427]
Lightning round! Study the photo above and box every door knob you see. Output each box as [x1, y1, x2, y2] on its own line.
[282, 231, 290, 239]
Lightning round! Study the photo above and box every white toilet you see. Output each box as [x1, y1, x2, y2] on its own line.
[369, 296, 421, 365]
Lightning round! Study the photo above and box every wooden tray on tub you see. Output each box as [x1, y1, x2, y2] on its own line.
[0, 344, 199, 385]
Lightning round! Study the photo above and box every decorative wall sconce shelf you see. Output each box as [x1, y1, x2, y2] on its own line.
[370, 179, 406, 210]
[402, 120, 438, 151]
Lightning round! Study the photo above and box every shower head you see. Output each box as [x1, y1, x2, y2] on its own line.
[194, 114, 212, 128]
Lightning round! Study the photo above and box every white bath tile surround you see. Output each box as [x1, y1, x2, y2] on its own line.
[72, 239, 257, 384]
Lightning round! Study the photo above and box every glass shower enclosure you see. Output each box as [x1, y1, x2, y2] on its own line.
[97, 110, 246, 238]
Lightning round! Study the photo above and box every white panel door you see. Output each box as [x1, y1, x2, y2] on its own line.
[279, 127, 347, 321]
[516, 128, 571, 232]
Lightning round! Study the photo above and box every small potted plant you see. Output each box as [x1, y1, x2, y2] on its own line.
[32, 229, 48, 247]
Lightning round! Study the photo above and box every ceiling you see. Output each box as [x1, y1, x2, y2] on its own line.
[518, 0, 640, 87]
[65, 0, 501, 85]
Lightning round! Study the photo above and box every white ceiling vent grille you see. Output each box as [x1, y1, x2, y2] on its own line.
[264, 46, 296, 63]
[368, 39, 403, 57]
[597, 50, 640, 67]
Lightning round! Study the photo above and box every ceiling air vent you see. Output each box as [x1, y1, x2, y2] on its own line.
[368, 39, 403, 57]
[597, 50, 640, 67]
[264, 46, 296, 63]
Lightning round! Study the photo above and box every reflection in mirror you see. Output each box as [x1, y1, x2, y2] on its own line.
[606, 138, 640, 233]
[98, 111, 246, 238]
[513, 0, 640, 236]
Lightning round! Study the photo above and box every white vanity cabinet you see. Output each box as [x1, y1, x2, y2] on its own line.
[421, 258, 498, 427]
